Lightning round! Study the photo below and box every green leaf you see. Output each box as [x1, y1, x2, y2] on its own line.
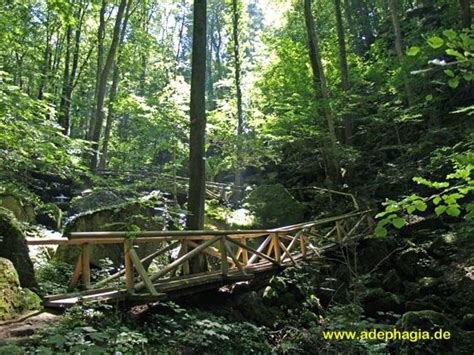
[465, 210, 474, 219]
[413, 177, 432, 187]
[435, 205, 447, 216]
[407, 205, 416, 214]
[427, 36, 444, 48]
[444, 69, 455, 77]
[448, 78, 460, 88]
[443, 29, 458, 40]
[446, 206, 461, 217]
[407, 46, 420, 56]
[392, 218, 405, 229]
[445, 48, 464, 60]
[433, 196, 441, 205]
[374, 226, 388, 238]
[425, 94, 433, 102]
[415, 201, 427, 212]
[463, 73, 473, 81]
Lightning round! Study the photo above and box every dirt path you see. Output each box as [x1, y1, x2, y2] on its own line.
[0, 311, 62, 345]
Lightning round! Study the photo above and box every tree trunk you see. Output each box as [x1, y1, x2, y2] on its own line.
[187, 0, 208, 273]
[89, 0, 128, 170]
[88, 0, 106, 142]
[232, 0, 244, 194]
[335, 0, 353, 146]
[38, 12, 52, 100]
[304, 0, 339, 181]
[58, 24, 72, 132]
[388, 0, 413, 107]
[459, 0, 471, 28]
[59, 2, 84, 134]
[99, 0, 132, 170]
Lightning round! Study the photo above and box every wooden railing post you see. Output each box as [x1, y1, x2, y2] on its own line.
[82, 244, 91, 289]
[299, 232, 307, 259]
[272, 233, 281, 263]
[220, 236, 229, 277]
[181, 241, 190, 275]
[124, 239, 134, 294]
[240, 238, 248, 266]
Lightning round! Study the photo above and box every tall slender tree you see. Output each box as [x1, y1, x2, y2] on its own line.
[388, 0, 413, 107]
[98, 0, 133, 169]
[59, 0, 85, 133]
[231, 0, 244, 191]
[459, 0, 471, 28]
[335, 0, 352, 146]
[187, 0, 208, 273]
[89, 0, 129, 169]
[303, 0, 339, 180]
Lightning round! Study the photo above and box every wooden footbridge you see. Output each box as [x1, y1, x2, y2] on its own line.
[27, 210, 372, 308]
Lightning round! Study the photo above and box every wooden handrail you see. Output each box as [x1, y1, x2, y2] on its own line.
[31, 210, 374, 307]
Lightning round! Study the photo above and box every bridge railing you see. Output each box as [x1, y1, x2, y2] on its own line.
[27, 210, 372, 302]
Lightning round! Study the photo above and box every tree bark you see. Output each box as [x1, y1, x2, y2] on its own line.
[99, 0, 132, 170]
[459, 0, 471, 28]
[89, 0, 128, 170]
[231, 0, 244, 193]
[88, 0, 107, 141]
[59, 1, 84, 134]
[304, 0, 340, 181]
[335, 0, 353, 146]
[187, 0, 208, 273]
[38, 11, 52, 100]
[59, 24, 72, 131]
[388, 0, 413, 107]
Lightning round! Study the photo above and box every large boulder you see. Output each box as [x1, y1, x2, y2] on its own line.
[0, 258, 41, 321]
[244, 184, 306, 227]
[70, 190, 124, 214]
[397, 310, 455, 353]
[0, 194, 35, 223]
[360, 288, 403, 317]
[56, 198, 169, 268]
[0, 208, 37, 288]
[35, 203, 62, 230]
[395, 247, 441, 281]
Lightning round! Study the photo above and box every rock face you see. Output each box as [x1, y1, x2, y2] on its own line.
[244, 184, 306, 227]
[0, 258, 41, 321]
[70, 190, 124, 214]
[397, 310, 455, 353]
[56, 200, 167, 268]
[35, 203, 62, 230]
[0, 194, 35, 223]
[0, 208, 37, 288]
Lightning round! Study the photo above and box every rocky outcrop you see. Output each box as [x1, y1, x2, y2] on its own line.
[70, 190, 124, 214]
[56, 197, 170, 269]
[0, 208, 37, 288]
[0, 194, 35, 223]
[35, 203, 62, 230]
[0, 258, 41, 321]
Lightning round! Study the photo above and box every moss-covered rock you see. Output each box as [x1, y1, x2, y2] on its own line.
[0, 258, 41, 321]
[56, 199, 167, 268]
[395, 247, 440, 280]
[244, 184, 306, 227]
[35, 203, 62, 230]
[0, 194, 35, 223]
[235, 291, 283, 327]
[0, 208, 37, 288]
[397, 310, 455, 353]
[70, 190, 124, 213]
[360, 288, 403, 317]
